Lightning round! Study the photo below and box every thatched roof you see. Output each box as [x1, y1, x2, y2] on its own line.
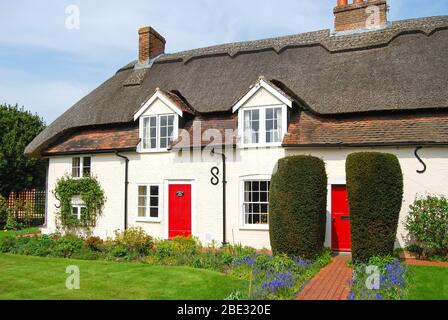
[26, 16, 448, 156]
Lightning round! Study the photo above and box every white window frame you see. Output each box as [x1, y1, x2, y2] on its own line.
[239, 175, 271, 231]
[71, 204, 86, 220]
[71, 156, 91, 178]
[238, 104, 288, 148]
[136, 184, 162, 222]
[139, 114, 178, 152]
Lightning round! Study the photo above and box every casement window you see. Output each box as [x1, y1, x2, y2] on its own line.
[241, 177, 270, 229]
[72, 205, 86, 220]
[72, 157, 91, 178]
[141, 115, 177, 151]
[137, 184, 160, 221]
[240, 106, 286, 147]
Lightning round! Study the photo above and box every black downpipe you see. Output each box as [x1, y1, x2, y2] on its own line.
[212, 149, 227, 246]
[115, 151, 129, 230]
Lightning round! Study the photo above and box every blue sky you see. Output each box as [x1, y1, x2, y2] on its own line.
[0, 0, 447, 124]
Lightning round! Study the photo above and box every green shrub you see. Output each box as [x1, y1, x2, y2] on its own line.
[113, 227, 153, 256]
[19, 235, 56, 256]
[71, 247, 102, 260]
[405, 195, 448, 257]
[269, 156, 327, 259]
[346, 152, 403, 263]
[0, 236, 17, 253]
[51, 235, 84, 258]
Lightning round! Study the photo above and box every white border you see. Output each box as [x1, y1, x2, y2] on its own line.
[232, 79, 293, 113]
[239, 174, 271, 231]
[163, 179, 196, 239]
[134, 89, 183, 120]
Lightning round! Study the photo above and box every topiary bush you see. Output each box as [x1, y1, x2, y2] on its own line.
[346, 152, 403, 263]
[269, 155, 327, 259]
[405, 195, 448, 257]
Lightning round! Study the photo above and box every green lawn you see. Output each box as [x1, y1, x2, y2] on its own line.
[0, 254, 245, 300]
[408, 265, 448, 300]
[0, 227, 39, 239]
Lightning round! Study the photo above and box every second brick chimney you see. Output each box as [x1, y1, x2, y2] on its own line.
[334, 0, 388, 33]
[138, 26, 166, 65]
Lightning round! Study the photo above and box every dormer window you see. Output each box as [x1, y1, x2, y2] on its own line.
[233, 77, 293, 148]
[141, 114, 176, 151]
[134, 88, 193, 153]
[243, 107, 283, 145]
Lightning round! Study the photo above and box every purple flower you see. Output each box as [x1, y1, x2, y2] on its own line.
[261, 272, 294, 293]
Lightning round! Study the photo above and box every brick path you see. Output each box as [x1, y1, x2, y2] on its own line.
[297, 255, 352, 300]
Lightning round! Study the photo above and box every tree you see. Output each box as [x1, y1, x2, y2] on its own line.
[0, 104, 46, 197]
[269, 155, 327, 259]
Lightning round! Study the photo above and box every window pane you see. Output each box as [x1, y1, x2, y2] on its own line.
[72, 158, 80, 178]
[143, 117, 157, 149]
[150, 208, 158, 218]
[82, 157, 91, 177]
[260, 181, 268, 192]
[138, 186, 147, 196]
[72, 207, 78, 217]
[150, 186, 159, 196]
[266, 108, 282, 143]
[138, 196, 146, 207]
[138, 207, 146, 217]
[244, 110, 260, 144]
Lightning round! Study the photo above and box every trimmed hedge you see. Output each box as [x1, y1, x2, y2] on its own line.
[346, 152, 403, 263]
[269, 156, 327, 259]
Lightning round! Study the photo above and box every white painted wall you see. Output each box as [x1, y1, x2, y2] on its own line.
[41, 89, 448, 250]
[42, 146, 447, 249]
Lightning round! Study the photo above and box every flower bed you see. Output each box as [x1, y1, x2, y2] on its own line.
[0, 227, 332, 300]
[349, 256, 411, 300]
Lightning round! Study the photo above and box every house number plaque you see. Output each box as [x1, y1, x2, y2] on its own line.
[176, 191, 184, 197]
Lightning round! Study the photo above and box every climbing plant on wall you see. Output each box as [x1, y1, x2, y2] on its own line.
[53, 175, 106, 231]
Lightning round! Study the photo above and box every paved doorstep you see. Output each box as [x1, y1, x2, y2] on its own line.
[297, 255, 352, 301]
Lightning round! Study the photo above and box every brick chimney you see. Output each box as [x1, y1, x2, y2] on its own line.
[334, 0, 388, 33]
[138, 26, 166, 65]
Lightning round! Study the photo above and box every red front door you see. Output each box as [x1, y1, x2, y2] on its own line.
[331, 185, 352, 251]
[168, 184, 192, 239]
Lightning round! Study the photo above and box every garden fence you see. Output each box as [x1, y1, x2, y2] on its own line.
[6, 190, 46, 226]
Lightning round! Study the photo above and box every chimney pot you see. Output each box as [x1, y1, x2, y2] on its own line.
[337, 0, 348, 6]
[138, 26, 166, 65]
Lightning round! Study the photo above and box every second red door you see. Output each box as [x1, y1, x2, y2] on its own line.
[168, 184, 192, 239]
